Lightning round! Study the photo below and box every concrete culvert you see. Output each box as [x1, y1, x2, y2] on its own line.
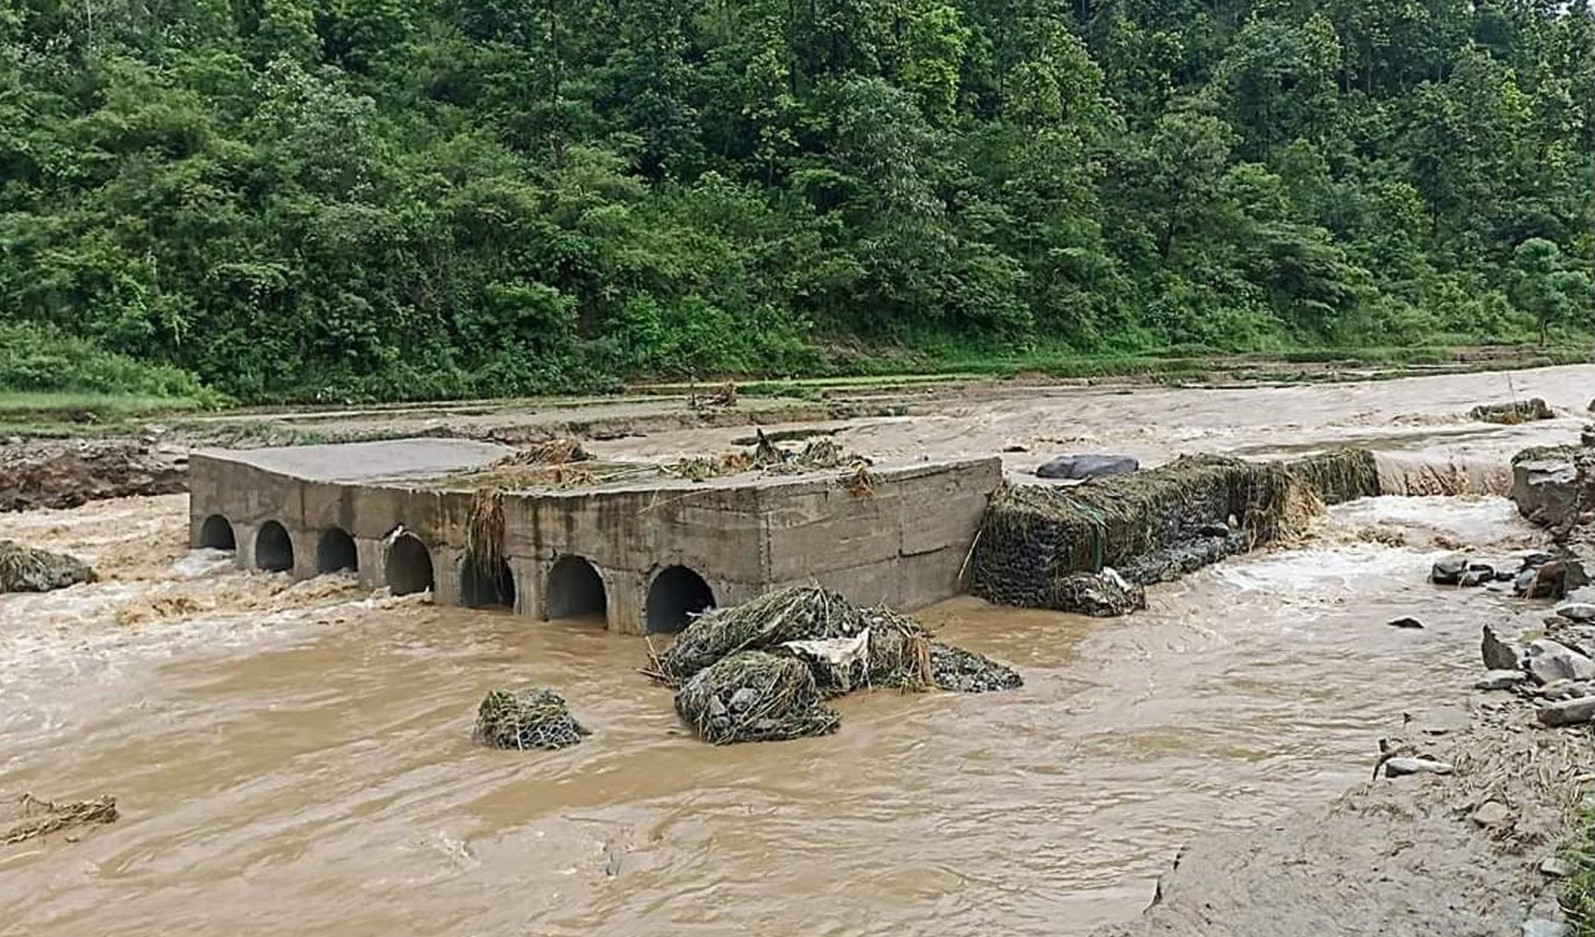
[254, 521, 294, 572]
[545, 555, 606, 622]
[316, 527, 358, 574]
[460, 556, 515, 608]
[646, 565, 716, 634]
[199, 514, 236, 550]
[385, 534, 434, 596]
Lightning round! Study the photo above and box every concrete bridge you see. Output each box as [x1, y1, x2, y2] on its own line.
[188, 439, 1000, 634]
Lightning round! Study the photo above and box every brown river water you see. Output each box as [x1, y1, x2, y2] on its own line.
[1, 367, 1588, 936]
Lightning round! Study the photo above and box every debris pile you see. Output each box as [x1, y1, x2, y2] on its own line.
[0, 541, 96, 593]
[657, 585, 1021, 744]
[971, 451, 1364, 614]
[675, 651, 841, 744]
[1470, 398, 1554, 424]
[472, 688, 590, 750]
[2, 794, 117, 846]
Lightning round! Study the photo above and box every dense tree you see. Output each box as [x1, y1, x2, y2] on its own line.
[0, 0, 1590, 402]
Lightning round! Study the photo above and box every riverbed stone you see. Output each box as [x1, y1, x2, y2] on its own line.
[1034, 454, 1139, 481]
[1432, 555, 1468, 585]
[1523, 920, 1571, 937]
[1387, 616, 1424, 629]
[1471, 801, 1511, 827]
[1537, 696, 1595, 727]
[1482, 625, 1522, 671]
[1541, 857, 1576, 878]
[1553, 602, 1595, 623]
[1533, 679, 1587, 701]
[1383, 757, 1454, 777]
[1526, 639, 1595, 684]
[1474, 670, 1527, 691]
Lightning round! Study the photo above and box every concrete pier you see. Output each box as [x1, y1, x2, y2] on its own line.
[188, 439, 1001, 634]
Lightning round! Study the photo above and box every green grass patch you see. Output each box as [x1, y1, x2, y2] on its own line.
[1564, 805, 1595, 937]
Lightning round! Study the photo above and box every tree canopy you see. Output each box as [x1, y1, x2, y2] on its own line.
[2, 0, 1591, 401]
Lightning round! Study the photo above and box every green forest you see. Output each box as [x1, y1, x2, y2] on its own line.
[1, 0, 1592, 403]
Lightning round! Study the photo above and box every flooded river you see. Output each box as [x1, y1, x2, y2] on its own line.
[0, 368, 1583, 936]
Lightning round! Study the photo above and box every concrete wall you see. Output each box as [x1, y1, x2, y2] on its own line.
[189, 445, 1002, 635]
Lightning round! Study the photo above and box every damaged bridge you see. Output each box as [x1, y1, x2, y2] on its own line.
[188, 439, 1000, 634]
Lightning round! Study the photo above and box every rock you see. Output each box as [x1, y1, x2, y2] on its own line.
[1002, 444, 1028, 453]
[1482, 625, 1521, 672]
[1474, 670, 1527, 691]
[1525, 639, 1595, 684]
[1537, 696, 1595, 727]
[728, 687, 760, 711]
[1471, 800, 1511, 827]
[1458, 567, 1493, 587]
[1516, 558, 1586, 599]
[1512, 457, 1580, 527]
[1521, 551, 1555, 569]
[0, 541, 96, 593]
[1047, 568, 1147, 617]
[1035, 454, 1139, 481]
[1387, 616, 1424, 629]
[1383, 757, 1454, 777]
[1523, 920, 1571, 937]
[1431, 554, 1468, 585]
[1534, 680, 1586, 701]
[1470, 398, 1553, 423]
[1541, 857, 1576, 878]
[1195, 523, 1231, 538]
[1554, 602, 1595, 623]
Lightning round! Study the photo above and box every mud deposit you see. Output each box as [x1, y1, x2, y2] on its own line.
[0, 487, 1560, 936]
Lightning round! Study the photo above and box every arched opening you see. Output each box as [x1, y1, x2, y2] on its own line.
[384, 534, 434, 596]
[460, 555, 516, 609]
[254, 521, 294, 572]
[545, 555, 607, 623]
[645, 565, 716, 634]
[199, 514, 236, 550]
[317, 527, 358, 574]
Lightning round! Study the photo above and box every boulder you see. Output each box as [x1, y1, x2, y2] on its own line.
[1034, 454, 1139, 481]
[1474, 670, 1527, 691]
[1511, 457, 1579, 527]
[1537, 696, 1595, 727]
[1525, 639, 1595, 684]
[1482, 625, 1521, 671]
[1431, 554, 1467, 585]
[0, 541, 96, 593]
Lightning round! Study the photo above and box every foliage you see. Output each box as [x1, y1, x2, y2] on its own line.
[0, 0, 1590, 402]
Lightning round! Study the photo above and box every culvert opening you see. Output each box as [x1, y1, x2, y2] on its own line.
[317, 527, 358, 574]
[254, 521, 294, 572]
[385, 534, 434, 596]
[199, 514, 236, 550]
[645, 565, 716, 634]
[545, 555, 607, 623]
[460, 556, 516, 609]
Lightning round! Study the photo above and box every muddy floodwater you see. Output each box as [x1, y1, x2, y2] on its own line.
[0, 368, 1585, 936]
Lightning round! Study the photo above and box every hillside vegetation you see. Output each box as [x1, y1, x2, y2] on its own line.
[1, 0, 1592, 402]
